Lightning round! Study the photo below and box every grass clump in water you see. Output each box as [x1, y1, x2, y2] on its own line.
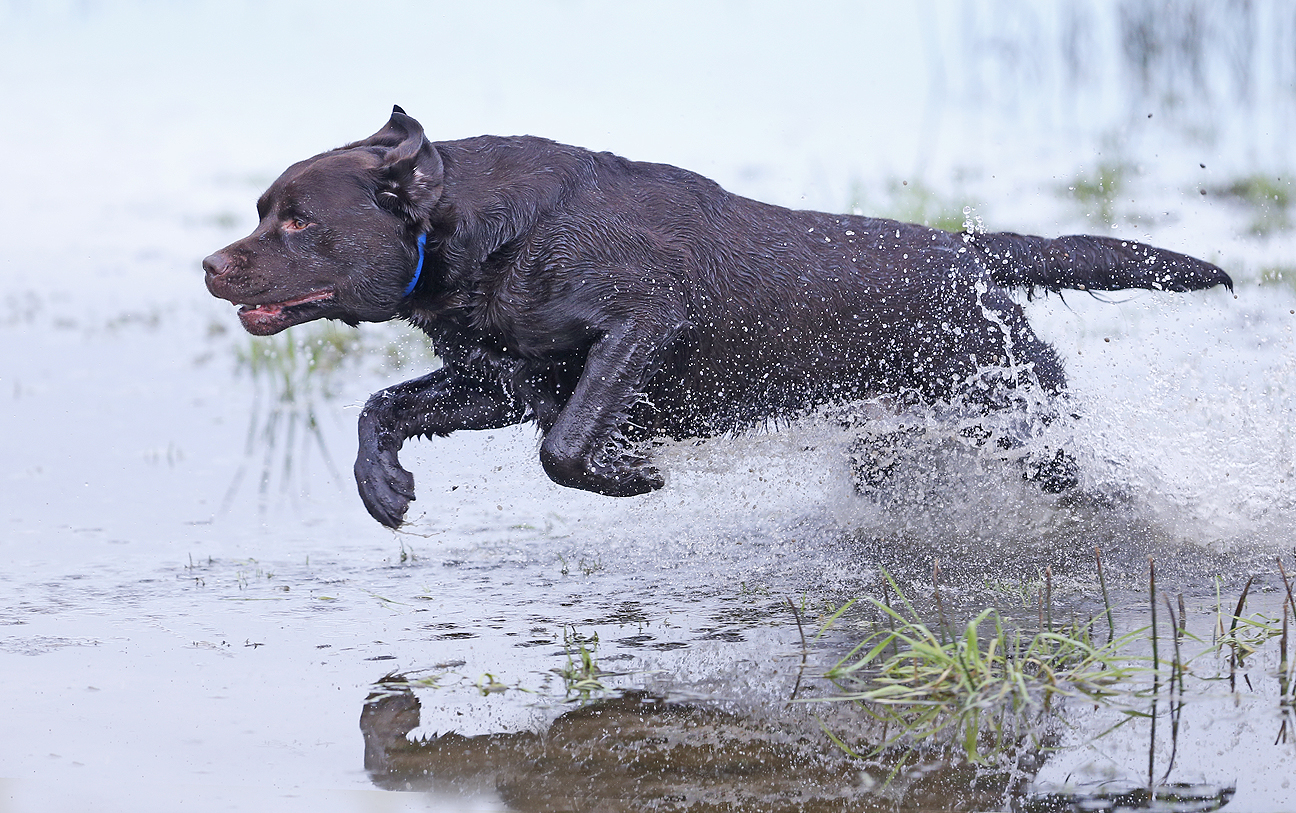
[555, 627, 612, 702]
[817, 555, 1296, 779]
[222, 320, 436, 508]
[818, 571, 1142, 764]
[1256, 264, 1296, 292]
[236, 321, 361, 398]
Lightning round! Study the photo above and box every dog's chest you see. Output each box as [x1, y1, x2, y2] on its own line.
[409, 298, 581, 367]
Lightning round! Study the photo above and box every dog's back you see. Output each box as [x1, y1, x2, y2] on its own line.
[423, 140, 1109, 430]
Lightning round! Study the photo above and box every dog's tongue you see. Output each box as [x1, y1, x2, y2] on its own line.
[239, 303, 283, 316]
[238, 303, 289, 335]
[235, 289, 333, 335]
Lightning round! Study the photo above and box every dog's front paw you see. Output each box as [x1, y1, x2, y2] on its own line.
[355, 448, 416, 528]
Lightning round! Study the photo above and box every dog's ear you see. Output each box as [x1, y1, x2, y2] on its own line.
[355, 107, 445, 229]
[347, 105, 417, 147]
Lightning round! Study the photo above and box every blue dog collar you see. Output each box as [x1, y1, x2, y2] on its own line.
[403, 232, 428, 297]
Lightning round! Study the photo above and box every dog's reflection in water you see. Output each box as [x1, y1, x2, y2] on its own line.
[361, 678, 1029, 811]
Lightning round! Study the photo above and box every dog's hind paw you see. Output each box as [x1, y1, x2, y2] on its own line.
[848, 426, 918, 493]
[1022, 447, 1079, 494]
[355, 450, 416, 528]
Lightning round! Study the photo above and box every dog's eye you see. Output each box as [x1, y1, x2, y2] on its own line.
[283, 218, 311, 232]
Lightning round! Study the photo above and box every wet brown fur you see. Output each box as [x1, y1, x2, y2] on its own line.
[204, 107, 1232, 527]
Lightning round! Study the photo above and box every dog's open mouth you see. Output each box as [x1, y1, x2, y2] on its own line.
[236, 288, 335, 335]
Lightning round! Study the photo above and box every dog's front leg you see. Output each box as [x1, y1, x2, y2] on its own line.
[538, 320, 683, 496]
[355, 367, 525, 527]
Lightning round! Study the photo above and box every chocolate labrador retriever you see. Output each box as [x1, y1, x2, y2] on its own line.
[204, 106, 1231, 527]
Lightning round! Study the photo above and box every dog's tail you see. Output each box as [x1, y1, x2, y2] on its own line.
[968, 231, 1233, 294]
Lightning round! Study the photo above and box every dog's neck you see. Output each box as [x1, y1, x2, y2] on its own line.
[403, 232, 428, 297]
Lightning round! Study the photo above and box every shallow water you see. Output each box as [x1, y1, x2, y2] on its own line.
[4, 1, 1296, 811]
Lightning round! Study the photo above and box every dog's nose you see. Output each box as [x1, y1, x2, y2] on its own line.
[202, 252, 228, 280]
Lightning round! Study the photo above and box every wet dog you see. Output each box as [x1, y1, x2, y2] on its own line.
[204, 106, 1232, 527]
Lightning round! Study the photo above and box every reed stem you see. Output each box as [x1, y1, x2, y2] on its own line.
[1148, 558, 1159, 789]
[1096, 547, 1114, 645]
[933, 559, 951, 646]
[1045, 565, 1053, 634]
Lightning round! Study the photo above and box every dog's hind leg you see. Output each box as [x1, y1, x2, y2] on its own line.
[950, 382, 1080, 494]
[355, 367, 527, 527]
[848, 402, 1079, 496]
[943, 283, 1080, 492]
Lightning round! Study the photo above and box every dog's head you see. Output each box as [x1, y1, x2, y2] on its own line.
[203, 106, 444, 335]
